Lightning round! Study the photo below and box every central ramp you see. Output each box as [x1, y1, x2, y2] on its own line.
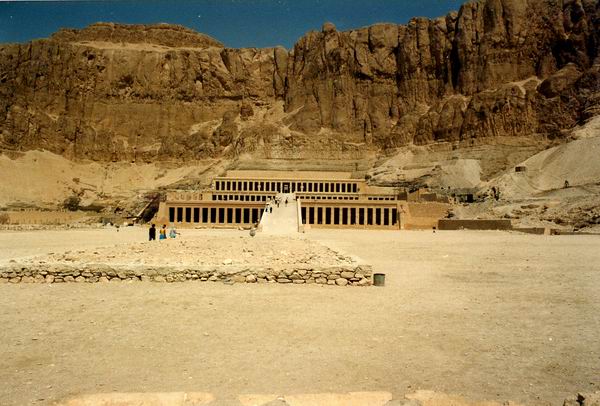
[260, 193, 299, 235]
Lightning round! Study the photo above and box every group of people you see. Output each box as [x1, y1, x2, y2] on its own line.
[264, 196, 290, 213]
[148, 224, 179, 241]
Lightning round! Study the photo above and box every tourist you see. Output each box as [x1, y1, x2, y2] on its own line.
[285, 198, 288, 206]
[159, 224, 167, 240]
[169, 225, 180, 239]
[149, 224, 156, 241]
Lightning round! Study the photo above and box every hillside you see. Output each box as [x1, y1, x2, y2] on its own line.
[0, 0, 598, 163]
[0, 0, 599, 227]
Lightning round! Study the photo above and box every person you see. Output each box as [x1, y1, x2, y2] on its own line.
[149, 224, 156, 241]
[285, 198, 288, 206]
[159, 224, 167, 240]
[169, 225, 180, 239]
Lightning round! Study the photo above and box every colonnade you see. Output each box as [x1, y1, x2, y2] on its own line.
[167, 205, 264, 225]
[214, 179, 359, 194]
[300, 205, 399, 228]
[296, 194, 360, 201]
[212, 193, 274, 202]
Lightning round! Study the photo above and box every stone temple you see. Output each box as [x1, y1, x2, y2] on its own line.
[154, 170, 451, 231]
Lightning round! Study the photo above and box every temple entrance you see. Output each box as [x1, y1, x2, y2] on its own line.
[283, 183, 290, 193]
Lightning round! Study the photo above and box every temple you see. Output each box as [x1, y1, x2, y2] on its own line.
[154, 171, 451, 230]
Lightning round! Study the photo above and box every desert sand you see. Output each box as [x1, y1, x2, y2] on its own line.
[0, 228, 598, 405]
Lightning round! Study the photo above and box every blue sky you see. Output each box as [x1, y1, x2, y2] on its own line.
[0, 0, 465, 49]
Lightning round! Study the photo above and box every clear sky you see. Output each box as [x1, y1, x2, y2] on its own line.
[0, 0, 466, 49]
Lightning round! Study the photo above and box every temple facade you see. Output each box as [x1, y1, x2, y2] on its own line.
[154, 171, 450, 230]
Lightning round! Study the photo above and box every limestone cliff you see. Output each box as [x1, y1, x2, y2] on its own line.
[0, 0, 599, 163]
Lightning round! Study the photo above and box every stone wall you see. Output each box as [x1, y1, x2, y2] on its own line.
[404, 202, 451, 230]
[0, 263, 373, 286]
[438, 219, 513, 230]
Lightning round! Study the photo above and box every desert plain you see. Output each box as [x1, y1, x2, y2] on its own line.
[0, 227, 598, 405]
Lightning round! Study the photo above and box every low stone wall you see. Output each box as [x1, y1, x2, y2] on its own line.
[0, 263, 373, 286]
[438, 219, 513, 231]
[513, 227, 554, 235]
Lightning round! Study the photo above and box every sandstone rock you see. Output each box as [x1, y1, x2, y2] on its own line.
[335, 278, 349, 286]
[64, 276, 75, 283]
[0, 278, 8, 283]
[292, 279, 305, 284]
[539, 64, 584, 98]
[340, 271, 355, 279]
[75, 276, 86, 283]
[327, 280, 336, 285]
[21, 276, 34, 283]
[98, 276, 109, 283]
[277, 278, 292, 283]
[9, 277, 21, 283]
[232, 275, 246, 283]
[245, 274, 257, 283]
[208, 275, 218, 282]
[154, 276, 166, 282]
[315, 278, 327, 284]
[358, 278, 371, 286]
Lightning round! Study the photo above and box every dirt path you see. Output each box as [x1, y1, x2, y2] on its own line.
[0, 229, 598, 405]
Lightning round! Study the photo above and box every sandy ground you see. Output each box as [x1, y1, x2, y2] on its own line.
[0, 228, 599, 405]
[13, 233, 355, 269]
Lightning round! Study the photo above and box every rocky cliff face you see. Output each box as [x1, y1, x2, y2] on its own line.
[0, 0, 598, 163]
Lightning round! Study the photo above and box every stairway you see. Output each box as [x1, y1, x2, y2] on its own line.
[260, 193, 299, 235]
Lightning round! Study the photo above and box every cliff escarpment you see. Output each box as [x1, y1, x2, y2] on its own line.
[0, 0, 599, 162]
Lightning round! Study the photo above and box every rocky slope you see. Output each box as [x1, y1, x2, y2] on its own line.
[0, 0, 598, 163]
